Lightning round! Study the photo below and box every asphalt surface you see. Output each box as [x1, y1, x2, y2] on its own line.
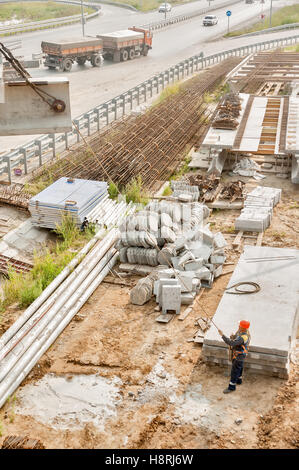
[0, 0, 297, 152]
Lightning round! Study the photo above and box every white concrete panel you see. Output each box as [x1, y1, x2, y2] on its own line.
[204, 246, 299, 357]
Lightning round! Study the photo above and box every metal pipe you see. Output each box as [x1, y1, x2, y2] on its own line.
[0, 250, 119, 409]
[0, 231, 118, 380]
[0, 235, 99, 350]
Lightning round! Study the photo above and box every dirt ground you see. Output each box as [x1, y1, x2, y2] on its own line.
[0, 172, 298, 449]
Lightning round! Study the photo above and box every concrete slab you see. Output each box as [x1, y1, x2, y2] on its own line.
[204, 246, 299, 357]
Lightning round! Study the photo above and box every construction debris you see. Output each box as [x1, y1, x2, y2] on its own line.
[0, 184, 30, 211]
[0, 253, 33, 276]
[212, 93, 241, 130]
[120, 199, 227, 311]
[186, 174, 244, 203]
[1, 435, 45, 449]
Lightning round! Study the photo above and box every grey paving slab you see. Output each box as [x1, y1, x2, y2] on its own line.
[204, 246, 299, 357]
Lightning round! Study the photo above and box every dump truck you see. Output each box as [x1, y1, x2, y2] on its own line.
[97, 27, 153, 63]
[41, 37, 104, 72]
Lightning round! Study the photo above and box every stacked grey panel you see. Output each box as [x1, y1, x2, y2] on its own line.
[170, 181, 200, 202]
[235, 186, 281, 232]
[123, 200, 228, 306]
[203, 245, 299, 379]
[29, 178, 108, 229]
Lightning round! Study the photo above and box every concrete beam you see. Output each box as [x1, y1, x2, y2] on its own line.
[0, 77, 71, 135]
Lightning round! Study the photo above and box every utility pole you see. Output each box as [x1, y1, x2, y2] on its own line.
[81, 0, 85, 36]
[269, 0, 273, 28]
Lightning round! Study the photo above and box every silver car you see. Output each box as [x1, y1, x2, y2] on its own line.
[203, 15, 218, 26]
[159, 3, 172, 13]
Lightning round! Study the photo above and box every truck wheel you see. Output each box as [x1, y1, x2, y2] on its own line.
[63, 59, 72, 72]
[91, 55, 103, 67]
[121, 50, 128, 62]
[142, 46, 149, 57]
[77, 57, 86, 66]
[129, 49, 135, 60]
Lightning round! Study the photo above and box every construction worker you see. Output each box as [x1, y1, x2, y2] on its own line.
[217, 320, 251, 394]
[80, 217, 89, 232]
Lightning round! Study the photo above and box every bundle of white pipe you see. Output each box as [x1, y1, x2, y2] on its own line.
[0, 234, 99, 351]
[0, 229, 119, 409]
[86, 198, 134, 228]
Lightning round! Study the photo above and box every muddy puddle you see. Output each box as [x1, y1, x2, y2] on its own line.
[15, 373, 123, 431]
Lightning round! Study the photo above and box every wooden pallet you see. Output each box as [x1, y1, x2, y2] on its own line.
[232, 230, 264, 250]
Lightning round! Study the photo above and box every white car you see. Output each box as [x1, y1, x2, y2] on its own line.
[203, 15, 218, 26]
[159, 3, 172, 13]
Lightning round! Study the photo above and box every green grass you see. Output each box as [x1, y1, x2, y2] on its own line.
[284, 45, 299, 53]
[225, 4, 299, 37]
[108, 181, 120, 200]
[203, 82, 230, 104]
[123, 176, 149, 205]
[0, 214, 96, 313]
[152, 82, 181, 107]
[162, 184, 172, 196]
[0, 2, 93, 22]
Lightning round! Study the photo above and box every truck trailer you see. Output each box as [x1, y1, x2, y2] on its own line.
[97, 27, 153, 63]
[41, 37, 104, 72]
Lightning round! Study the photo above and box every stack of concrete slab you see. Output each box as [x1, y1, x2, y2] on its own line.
[203, 245, 299, 379]
[29, 178, 108, 229]
[170, 181, 200, 202]
[235, 186, 281, 232]
[124, 200, 228, 306]
[118, 201, 210, 266]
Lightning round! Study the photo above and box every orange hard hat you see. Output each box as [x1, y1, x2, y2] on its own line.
[239, 320, 250, 329]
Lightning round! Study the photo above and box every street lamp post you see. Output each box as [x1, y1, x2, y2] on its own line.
[81, 0, 85, 36]
[269, 0, 273, 28]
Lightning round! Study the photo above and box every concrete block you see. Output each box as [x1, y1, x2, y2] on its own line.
[213, 232, 227, 249]
[181, 292, 195, 305]
[190, 244, 212, 261]
[214, 265, 223, 278]
[178, 250, 195, 267]
[193, 266, 211, 280]
[157, 278, 180, 306]
[161, 212, 172, 227]
[201, 272, 214, 288]
[210, 254, 226, 265]
[184, 258, 204, 271]
[171, 257, 184, 271]
[161, 285, 181, 314]
[178, 193, 193, 203]
[161, 226, 176, 243]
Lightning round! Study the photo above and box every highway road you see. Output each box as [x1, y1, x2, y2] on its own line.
[0, 0, 297, 152]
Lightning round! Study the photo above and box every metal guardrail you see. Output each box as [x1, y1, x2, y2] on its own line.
[0, 1, 100, 36]
[1, 33, 299, 184]
[141, 0, 242, 31]
[232, 22, 299, 38]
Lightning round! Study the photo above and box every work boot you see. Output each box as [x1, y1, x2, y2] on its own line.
[223, 387, 235, 394]
[236, 378, 242, 385]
